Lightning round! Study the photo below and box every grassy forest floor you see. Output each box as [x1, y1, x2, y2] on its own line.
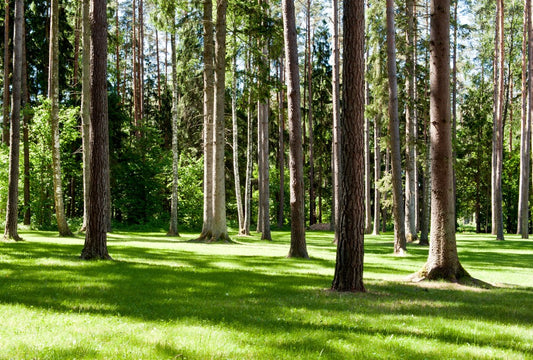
[0, 229, 532, 359]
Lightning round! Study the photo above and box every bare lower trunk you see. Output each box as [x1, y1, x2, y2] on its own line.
[364, 74, 372, 234]
[386, 0, 407, 254]
[518, 0, 531, 238]
[80, 0, 90, 232]
[49, 0, 72, 237]
[277, 60, 285, 229]
[232, 40, 244, 233]
[373, 113, 381, 235]
[242, 58, 253, 235]
[4, 0, 23, 241]
[22, 18, 30, 226]
[2, 0, 10, 146]
[211, 0, 229, 242]
[331, 0, 340, 235]
[168, 32, 180, 237]
[199, 0, 215, 240]
[283, 0, 308, 258]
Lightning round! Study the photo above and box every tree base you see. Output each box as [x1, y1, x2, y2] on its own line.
[418, 238, 429, 246]
[411, 262, 470, 283]
[3, 234, 23, 242]
[80, 249, 113, 261]
[192, 231, 233, 244]
[287, 249, 309, 259]
[406, 233, 418, 243]
[166, 230, 180, 237]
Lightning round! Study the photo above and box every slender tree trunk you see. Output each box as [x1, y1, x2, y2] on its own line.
[211, 0, 229, 241]
[2, 0, 10, 146]
[283, 0, 308, 258]
[382, 147, 390, 233]
[139, 0, 144, 119]
[364, 50, 372, 234]
[242, 49, 253, 236]
[168, 32, 180, 237]
[156, 29, 161, 109]
[405, 0, 417, 242]
[492, 0, 505, 240]
[115, 0, 120, 96]
[306, 0, 316, 227]
[81, 0, 111, 260]
[518, 0, 530, 238]
[331, 0, 365, 292]
[277, 60, 285, 229]
[418, 0, 467, 281]
[22, 18, 30, 226]
[4, 0, 22, 241]
[199, 0, 215, 240]
[80, 0, 90, 232]
[231, 31, 244, 234]
[331, 0, 340, 235]
[386, 0, 407, 254]
[373, 113, 381, 235]
[48, 0, 72, 237]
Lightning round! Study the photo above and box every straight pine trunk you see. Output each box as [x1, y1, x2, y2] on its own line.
[373, 113, 381, 235]
[2, 0, 10, 146]
[277, 60, 285, 229]
[231, 34, 244, 233]
[80, 0, 90, 232]
[22, 17, 31, 226]
[331, 0, 340, 235]
[168, 32, 180, 237]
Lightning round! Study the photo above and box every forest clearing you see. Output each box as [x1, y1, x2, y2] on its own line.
[0, 230, 532, 359]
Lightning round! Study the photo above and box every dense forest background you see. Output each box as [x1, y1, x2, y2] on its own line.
[0, 0, 528, 236]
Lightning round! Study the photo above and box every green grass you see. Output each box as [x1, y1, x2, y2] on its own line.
[1, 229, 532, 359]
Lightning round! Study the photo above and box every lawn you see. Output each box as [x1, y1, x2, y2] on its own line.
[0, 229, 532, 359]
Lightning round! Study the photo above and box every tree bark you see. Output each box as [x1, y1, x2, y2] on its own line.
[364, 56, 372, 234]
[199, 0, 215, 240]
[115, 0, 120, 97]
[168, 32, 180, 237]
[306, 0, 316, 227]
[81, 0, 111, 260]
[404, 0, 417, 242]
[277, 60, 285, 229]
[518, 0, 530, 238]
[386, 0, 407, 254]
[419, 0, 467, 281]
[2, 0, 10, 146]
[242, 49, 253, 236]
[49, 0, 73, 237]
[4, 0, 23, 241]
[373, 113, 381, 235]
[283, 0, 308, 258]
[492, 0, 505, 240]
[22, 15, 30, 226]
[331, 0, 365, 292]
[211, 0, 229, 242]
[331, 0, 340, 235]
[80, 0, 90, 232]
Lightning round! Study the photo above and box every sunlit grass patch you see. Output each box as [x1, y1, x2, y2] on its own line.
[0, 229, 532, 359]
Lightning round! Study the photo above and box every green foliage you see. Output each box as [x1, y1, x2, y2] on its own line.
[175, 152, 204, 230]
[29, 99, 80, 229]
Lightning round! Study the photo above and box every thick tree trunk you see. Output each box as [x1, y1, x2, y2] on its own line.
[4, 0, 23, 241]
[404, 0, 417, 242]
[373, 113, 381, 235]
[331, 0, 365, 292]
[211, 0, 229, 242]
[418, 0, 467, 281]
[283, 0, 308, 258]
[81, 0, 111, 260]
[518, 0, 530, 238]
[80, 0, 90, 232]
[492, 0, 505, 240]
[277, 60, 285, 229]
[49, 0, 72, 237]
[386, 0, 407, 254]
[168, 32, 180, 237]
[2, 0, 9, 146]
[331, 0, 340, 235]
[199, 0, 215, 240]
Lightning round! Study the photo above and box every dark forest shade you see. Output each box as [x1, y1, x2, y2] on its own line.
[331, 0, 365, 292]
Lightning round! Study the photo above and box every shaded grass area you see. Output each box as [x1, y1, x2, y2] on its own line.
[0, 230, 532, 359]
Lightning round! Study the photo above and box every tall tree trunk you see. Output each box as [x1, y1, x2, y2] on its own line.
[211, 0, 229, 241]
[49, 0, 72, 237]
[168, 32, 180, 237]
[331, 0, 365, 292]
[277, 60, 285, 229]
[139, 0, 144, 119]
[382, 147, 390, 233]
[242, 48, 253, 236]
[22, 17, 30, 226]
[492, 0, 505, 240]
[331, 0, 340, 235]
[364, 50, 372, 234]
[405, 0, 417, 242]
[231, 30, 244, 234]
[306, 0, 316, 227]
[283, 0, 308, 258]
[518, 0, 530, 238]
[80, 0, 90, 232]
[386, 0, 407, 254]
[418, 0, 467, 281]
[155, 28, 161, 109]
[373, 113, 381, 235]
[199, 0, 215, 240]
[2, 0, 10, 146]
[115, 0, 120, 96]
[81, 0, 111, 260]
[4, 0, 22, 241]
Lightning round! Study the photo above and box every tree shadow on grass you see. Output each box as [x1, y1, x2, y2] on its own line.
[1, 237, 533, 358]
